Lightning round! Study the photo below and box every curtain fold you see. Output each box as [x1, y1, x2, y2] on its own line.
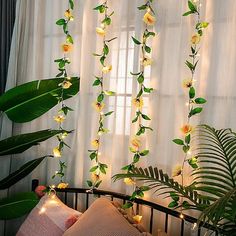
[0, 0, 17, 95]
[1, 0, 236, 235]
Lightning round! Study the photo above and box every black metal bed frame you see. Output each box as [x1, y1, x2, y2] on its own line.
[32, 180, 217, 236]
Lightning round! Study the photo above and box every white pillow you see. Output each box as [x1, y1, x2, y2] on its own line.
[16, 194, 82, 236]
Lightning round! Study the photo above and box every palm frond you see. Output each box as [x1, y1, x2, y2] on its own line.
[113, 166, 208, 209]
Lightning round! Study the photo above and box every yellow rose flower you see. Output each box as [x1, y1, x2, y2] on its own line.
[92, 101, 105, 112]
[64, 9, 72, 19]
[132, 97, 144, 109]
[53, 114, 65, 123]
[124, 178, 135, 186]
[53, 147, 61, 158]
[62, 43, 73, 53]
[131, 137, 141, 150]
[91, 173, 100, 182]
[141, 57, 153, 67]
[180, 124, 193, 135]
[172, 165, 182, 177]
[57, 182, 69, 189]
[143, 12, 156, 25]
[96, 27, 106, 36]
[102, 65, 112, 73]
[182, 79, 193, 89]
[91, 139, 99, 149]
[191, 34, 201, 44]
[59, 80, 72, 89]
[133, 215, 142, 224]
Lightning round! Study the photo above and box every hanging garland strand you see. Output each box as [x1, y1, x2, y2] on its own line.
[87, 1, 117, 188]
[122, 0, 156, 209]
[52, 0, 75, 187]
[171, 0, 209, 212]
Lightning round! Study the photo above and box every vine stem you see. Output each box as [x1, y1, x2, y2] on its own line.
[180, 0, 201, 215]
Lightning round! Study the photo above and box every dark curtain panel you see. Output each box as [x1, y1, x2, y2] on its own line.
[0, 0, 17, 94]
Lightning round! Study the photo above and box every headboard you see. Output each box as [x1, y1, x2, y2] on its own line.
[32, 179, 218, 236]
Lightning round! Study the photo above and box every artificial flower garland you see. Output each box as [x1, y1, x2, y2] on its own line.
[122, 0, 156, 209]
[87, 1, 116, 188]
[171, 0, 209, 211]
[52, 0, 75, 187]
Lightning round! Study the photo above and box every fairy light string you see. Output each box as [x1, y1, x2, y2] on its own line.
[172, 0, 209, 214]
[87, 1, 116, 188]
[122, 0, 156, 209]
[52, 0, 75, 187]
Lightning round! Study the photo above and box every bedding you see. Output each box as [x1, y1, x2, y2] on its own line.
[63, 197, 151, 236]
[16, 194, 82, 236]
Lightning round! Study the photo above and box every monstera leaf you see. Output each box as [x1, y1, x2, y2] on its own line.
[0, 156, 49, 190]
[0, 77, 80, 123]
[0, 192, 39, 220]
[0, 129, 66, 156]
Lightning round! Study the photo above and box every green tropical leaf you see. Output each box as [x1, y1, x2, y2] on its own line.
[0, 156, 48, 190]
[0, 129, 65, 156]
[0, 77, 80, 123]
[0, 192, 39, 220]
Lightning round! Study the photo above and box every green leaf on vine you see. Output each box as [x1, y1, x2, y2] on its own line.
[69, 0, 74, 9]
[97, 93, 104, 102]
[188, 0, 197, 12]
[89, 152, 97, 160]
[195, 97, 207, 104]
[189, 87, 195, 99]
[145, 45, 151, 53]
[170, 192, 179, 201]
[137, 74, 144, 84]
[173, 139, 184, 145]
[140, 150, 149, 156]
[102, 17, 111, 25]
[103, 44, 109, 55]
[132, 36, 142, 45]
[66, 35, 74, 44]
[56, 19, 66, 25]
[185, 134, 191, 144]
[189, 107, 203, 117]
[93, 79, 101, 86]
[144, 87, 154, 93]
[122, 202, 133, 209]
[90, 166, 98, 172]
[93, 4, 106, 13]
[141, 114, 151, 120]
[104, 111, 114, 116]
[138, 4, 147, 10]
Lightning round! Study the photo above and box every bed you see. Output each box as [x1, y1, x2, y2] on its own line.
[26, 179, 217, 236]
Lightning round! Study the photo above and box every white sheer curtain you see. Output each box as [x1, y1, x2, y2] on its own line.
[1, 0, 236, 235]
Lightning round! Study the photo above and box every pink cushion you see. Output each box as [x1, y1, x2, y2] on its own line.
[16, 194, 82, 236]
[63, 198, 149, 236]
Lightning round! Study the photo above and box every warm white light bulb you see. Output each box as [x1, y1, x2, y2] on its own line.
[39, 207, 46, 214]
[180, 213, 184, 219]
[192, 223, 197, 230]
[98, 152, 101, 156]
[187, 150, 192, 155]
[185, 102, 189, 106]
